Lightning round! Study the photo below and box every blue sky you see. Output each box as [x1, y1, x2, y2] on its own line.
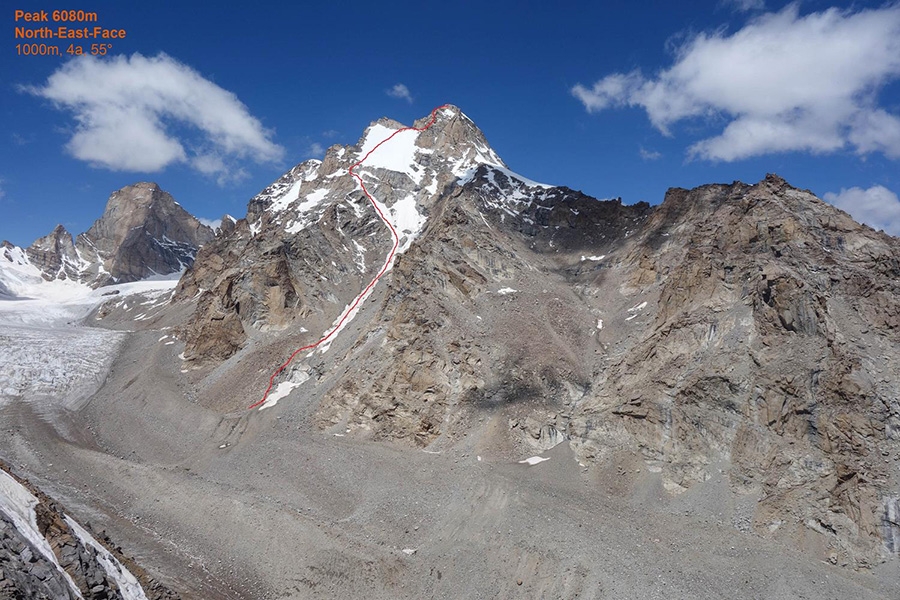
[3, 0, 900, 246]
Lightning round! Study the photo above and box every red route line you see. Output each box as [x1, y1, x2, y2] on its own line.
[248, 104, 452, 410]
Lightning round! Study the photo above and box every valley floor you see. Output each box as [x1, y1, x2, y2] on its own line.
[0, 291, 898, 599]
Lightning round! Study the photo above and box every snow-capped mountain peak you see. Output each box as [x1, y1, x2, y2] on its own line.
[242, 104, 514, 253]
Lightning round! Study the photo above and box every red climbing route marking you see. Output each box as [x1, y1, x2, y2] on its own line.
[248, 104, 452, 410]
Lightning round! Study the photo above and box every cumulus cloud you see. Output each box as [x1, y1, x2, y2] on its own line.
[824, 185, 900, 237]
[386, 83, 413, 103]
[572, 4, 900, 161]
[23, 53, 284, 181]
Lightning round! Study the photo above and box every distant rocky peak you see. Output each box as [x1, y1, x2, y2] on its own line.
[73, 182, 214, 286]
[87, 182, 160, 230]
[25, 224, 81, 282]
[109, 180, 160, 204]
[1, 182, 214, 290]
[33, 224, 76, 250]
[83, 182, 190, 246]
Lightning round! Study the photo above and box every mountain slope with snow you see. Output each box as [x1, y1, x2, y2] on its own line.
[174, 105, 559, 364]
[169, 106, 900, 572]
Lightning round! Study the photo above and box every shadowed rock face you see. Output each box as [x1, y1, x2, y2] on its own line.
[174, 104, 900, 568]
[17, 182, 214, 289]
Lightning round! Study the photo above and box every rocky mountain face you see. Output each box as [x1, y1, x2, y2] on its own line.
[174, 108, 505, 361]
[74, 183, 214, 286]
[2, 182, 213, 292]
[173, 106, 899, 569]
[25, 224, 81, 281]
[574, 176, 900, 568]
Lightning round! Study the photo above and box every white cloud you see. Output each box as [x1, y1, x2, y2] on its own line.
[572, 71, 643, 113]
[721, 0, 764, 12]
[191, 153, 249, 185]
[197, 217, 222, 230]
[24, 53, 284, 181]
[824, 185, 900, 237]
[572, 4, 900, 162]
[307, 142, 325, 157]
[386, 83, 413, 103]
[639, 147, 662, 160]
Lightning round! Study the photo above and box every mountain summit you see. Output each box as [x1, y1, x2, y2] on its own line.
[175, 105, 527, 359]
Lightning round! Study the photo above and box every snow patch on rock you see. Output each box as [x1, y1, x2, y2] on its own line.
[65, 516, 148, 600]
[518, 456, 551, 466]
[259, 371, 310, 410]
[358, 124, 424, 184]
[0, 470, 83, 598]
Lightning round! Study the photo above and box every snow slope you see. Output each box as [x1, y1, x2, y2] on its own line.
[358, 124, 425, 184]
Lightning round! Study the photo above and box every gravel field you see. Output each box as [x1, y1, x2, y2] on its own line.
[1, 301, 897, 600]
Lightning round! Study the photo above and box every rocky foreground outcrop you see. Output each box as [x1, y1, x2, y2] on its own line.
[0, 462, 180, 599]
[172, 105, 900, 568]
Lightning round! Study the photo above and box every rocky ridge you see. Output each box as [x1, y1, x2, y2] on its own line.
[169, 105, 900, 569]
